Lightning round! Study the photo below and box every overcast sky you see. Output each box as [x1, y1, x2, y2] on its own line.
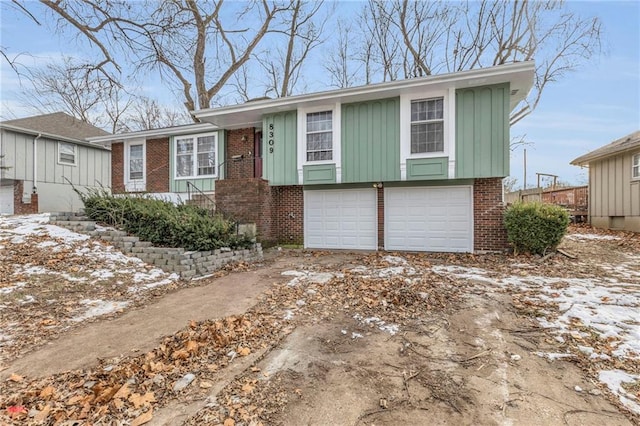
[1, 1, 638, 188]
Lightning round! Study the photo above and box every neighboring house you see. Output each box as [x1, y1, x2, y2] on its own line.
[571, 131, 640, 232]
[0, 112, 111, 214]
[88, 62, 535, 252]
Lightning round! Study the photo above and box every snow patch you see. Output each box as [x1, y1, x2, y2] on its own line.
[566, 234, 621, 241]
[72, 299, 129, 322]
[353, 314, 399, 335]
[599, 370, 640, 414]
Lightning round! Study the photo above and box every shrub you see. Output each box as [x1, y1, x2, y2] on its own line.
[503, 201, 570, 255]
[77, 189, 253, 251]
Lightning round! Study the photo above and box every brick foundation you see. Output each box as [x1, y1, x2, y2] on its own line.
[13, 180, 38, 214]
[273, 185, 304, 245]
[377, 186, 384, 249]
[215, 178, 275, 244]
[473, 177, 508, 251]
[112, 143, 124, 193]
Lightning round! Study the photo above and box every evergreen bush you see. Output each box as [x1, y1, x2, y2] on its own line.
[77, 189, 253, 251]
[503, 201, 570, 255]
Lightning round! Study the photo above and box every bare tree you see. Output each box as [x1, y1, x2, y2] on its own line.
[260, 0, 326, 97]
[323, 20, 360, 89]
[38, 0, 294, 114]
[360, 0, 601, 124]
[121, 97, 192, 132]
[21, 57, 113, 124]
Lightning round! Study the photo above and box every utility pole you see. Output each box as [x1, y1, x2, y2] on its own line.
[523, 149, 527, 190]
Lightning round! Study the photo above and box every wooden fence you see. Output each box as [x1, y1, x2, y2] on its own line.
[505, 185, 588, 221]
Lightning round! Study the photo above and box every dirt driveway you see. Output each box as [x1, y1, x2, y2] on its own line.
[0, 217, 638, 425]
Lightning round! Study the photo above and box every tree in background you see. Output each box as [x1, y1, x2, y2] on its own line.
[347, 0, 602, 125]
[5, 0, 602, 125]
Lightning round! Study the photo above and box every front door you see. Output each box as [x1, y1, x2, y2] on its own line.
[254, 131, 263, 179]
[125, 140, 146, 192]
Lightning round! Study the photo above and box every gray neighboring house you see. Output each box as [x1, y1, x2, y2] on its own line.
[0, 112, 111, 214]
[571, 130, 640, 232]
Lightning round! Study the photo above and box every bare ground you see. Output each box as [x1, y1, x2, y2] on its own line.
[0, 225, 638, 425]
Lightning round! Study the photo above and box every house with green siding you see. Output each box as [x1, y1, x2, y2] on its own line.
[89, 62, 535, 253]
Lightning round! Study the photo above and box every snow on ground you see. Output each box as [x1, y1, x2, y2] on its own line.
[433, 260, 640, 414]
[565, 233, 621, 241]
[0, 214, 179, 305]
[72, 299, 130, 322]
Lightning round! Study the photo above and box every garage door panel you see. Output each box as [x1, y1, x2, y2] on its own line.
[385, 186, 473, 252]
[304, 189, 377, 250]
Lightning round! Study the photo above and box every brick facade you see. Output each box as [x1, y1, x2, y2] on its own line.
[112, 142, 124, 193]
[225, 128, 257, 180]
[215, 178, 275, 244]
[145, 137, 170, 193]
[473, 177, 508, 251]
[215, 180, 303, 246]
[377, 186, 384, 249]
[13, 180, 38, 214]
[111, 138, 169, 194]
[273, 186, 304, 245]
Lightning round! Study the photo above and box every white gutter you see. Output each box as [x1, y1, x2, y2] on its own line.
[33, 133, 41, 193]
[0, 123, 109, 150]
[86, 122, 218, 145]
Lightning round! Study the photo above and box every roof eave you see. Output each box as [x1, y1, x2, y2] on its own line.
[194, 61, 535, 126]
[86, 122, 219, 144]
[0, 123, 110, 150]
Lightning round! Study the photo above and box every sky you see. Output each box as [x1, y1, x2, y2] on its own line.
[0, 1, 638, 188]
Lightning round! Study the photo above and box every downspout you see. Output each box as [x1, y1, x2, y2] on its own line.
[33, 133, 41, 193]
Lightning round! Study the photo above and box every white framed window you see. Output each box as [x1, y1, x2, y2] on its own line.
[410, 98, 444, 154]
[58, 142, 77, 165]
[306, 111, 333, 161]
[174, 132, 217, 179]
[128, 144, 144, 181]
[400, 88, 455, 180]
[124, 140, 146, 192]
[296, 103, 342, 183]
[633, 153, 640, 179]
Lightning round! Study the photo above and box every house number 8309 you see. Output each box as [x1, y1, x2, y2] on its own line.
[268, 123, 274, 153]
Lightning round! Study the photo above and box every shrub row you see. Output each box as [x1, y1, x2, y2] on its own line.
[504, 201, 570, 255]
[77, 189, 253, 251]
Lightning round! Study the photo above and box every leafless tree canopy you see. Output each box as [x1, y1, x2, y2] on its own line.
[333, 0, 602, 125]
[6, 0, 601, 126]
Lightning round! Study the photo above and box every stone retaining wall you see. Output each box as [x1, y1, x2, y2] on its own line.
[50, 212, 263, 279]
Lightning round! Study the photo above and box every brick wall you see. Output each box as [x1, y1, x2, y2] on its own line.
[225, 128, 256, 179]
[377, 186, 384, 249]
[146, 137, 170, 192]
[112, 143, 124, 193]
[273, 186, 304, 245]
[215, 178, 275, 244]
[473, 177, 508, 251]
[13, 180, 38, 214]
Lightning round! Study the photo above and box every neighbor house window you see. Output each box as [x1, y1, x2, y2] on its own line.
[410, 98, 444, 154]
[633, 153, 640, 179]
[128, 144, 144, 180]
[58, 142, 76, 165]
[175, 133, 217, 178]
[306, 111, 333, 161]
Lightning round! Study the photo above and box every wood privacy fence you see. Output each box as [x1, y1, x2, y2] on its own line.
[505, 185, 588, 221]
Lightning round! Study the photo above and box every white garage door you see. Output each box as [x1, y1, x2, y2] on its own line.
[304, 189, 377, 250]
[385, 186, 473, 252]
[0, 185, 13, 215]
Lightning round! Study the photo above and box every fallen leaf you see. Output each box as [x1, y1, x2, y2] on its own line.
[238, 347, 251, 356]
[8, 373, 23, 382]
[185, 340, 198, 353]
[113, 383, 131, 400]
[172, 349, 189, 360]
[129, 392, 156, 408]
[131, 408, 153, 426]
[39, 385, 55, 398]
[6, 405, 27, 416]
[199, 381, 213, 389]
[33, 404, 51, 422]
[241, 382, 255, 394]
[223, 418, 235, 426]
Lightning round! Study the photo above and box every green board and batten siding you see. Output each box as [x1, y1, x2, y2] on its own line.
[169, 131, 225, 193]
[262, 111, 298, 186]
[455, 83, 510, 179]
[341, 98, 400, 183]
[406, 157, 448, 180]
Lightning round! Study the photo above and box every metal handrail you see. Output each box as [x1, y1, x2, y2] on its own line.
[185, 181, 216, 212]
[216, 156, 262, 180]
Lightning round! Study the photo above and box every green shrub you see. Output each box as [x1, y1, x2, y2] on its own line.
[503, 201, 570, 255]
[77, 189, 253, 251]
